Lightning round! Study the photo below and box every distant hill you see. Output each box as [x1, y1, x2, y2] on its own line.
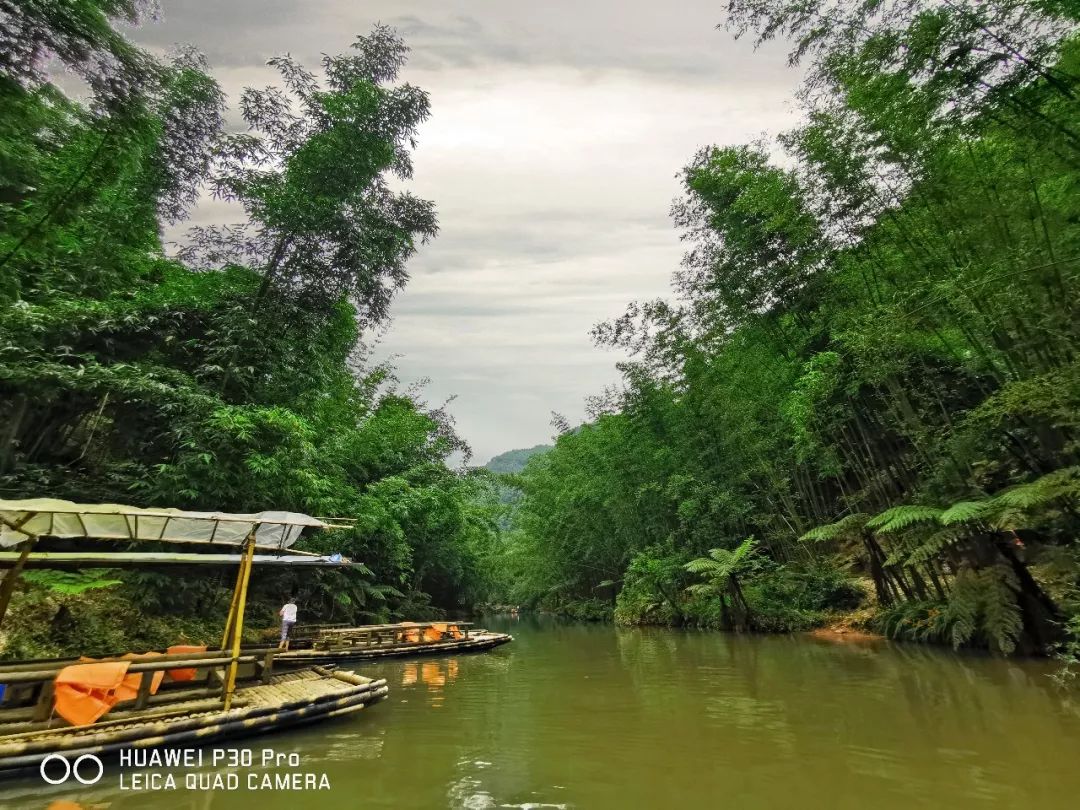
[483, 444, 552, 474]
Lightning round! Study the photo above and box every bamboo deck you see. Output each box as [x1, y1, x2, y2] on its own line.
[0, 667, 388, 777]
[276, 630, 513, 666]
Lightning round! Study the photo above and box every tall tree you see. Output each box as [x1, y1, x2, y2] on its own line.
[181, 26, 438, 326]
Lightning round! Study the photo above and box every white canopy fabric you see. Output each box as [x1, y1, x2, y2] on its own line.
[0, 551, 352, 568]
[0, 499, 327, 550]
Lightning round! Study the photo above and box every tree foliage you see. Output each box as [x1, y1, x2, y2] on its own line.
[0, 11, 499, 655]
[496, 0, 1080, 655]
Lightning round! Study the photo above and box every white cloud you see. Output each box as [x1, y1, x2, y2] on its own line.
[377, 66, 798, 462]
[132, 1, 801, 463]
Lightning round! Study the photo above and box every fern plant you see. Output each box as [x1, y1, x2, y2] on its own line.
[877, 564, 1023, 654]
[943, 564, 1023, 654]
[905, 529, 960, 566]
[939, 500, 996, 525]
[857, 467, 1080, 573]
[938, 467, 1080, 531]
[684, 537, 757, 583]
[865, 505, 944, 534]
[684, 537, 757, 631]
[335, 580, 404, 613]
[799, 513, 869, 543]
[878, 600, 951, 644]
[21, 569, 124, 595]
[993, 467, 1080, 511]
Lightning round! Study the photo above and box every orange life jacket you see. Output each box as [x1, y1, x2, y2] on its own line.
[115, 652, 165, 702]
[54, 661, 130, 726]
[166, 644, 208, 682]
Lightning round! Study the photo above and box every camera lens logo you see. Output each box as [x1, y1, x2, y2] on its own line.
[40, 753, 104, 785]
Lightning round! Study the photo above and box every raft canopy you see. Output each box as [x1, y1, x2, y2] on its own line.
[0, 551, 356, 568]
[0, 498, 344, 550]
[0, 499, 360, 711]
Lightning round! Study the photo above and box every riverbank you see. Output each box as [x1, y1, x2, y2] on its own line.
[806, 623, 886, 645]
[526, 566, 876, 636]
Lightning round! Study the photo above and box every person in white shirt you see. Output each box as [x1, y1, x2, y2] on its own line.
[279, 597, 298, 650]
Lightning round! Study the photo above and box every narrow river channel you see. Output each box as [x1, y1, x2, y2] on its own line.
[4, 615, 1080, 809]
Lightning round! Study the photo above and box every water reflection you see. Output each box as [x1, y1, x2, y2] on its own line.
[400, 659, 461, 708]
[2, 618, 1080, 809]
[609, 624, 1080, 807]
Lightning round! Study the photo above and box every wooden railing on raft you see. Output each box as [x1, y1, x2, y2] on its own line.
[0, 647, 280, 730]
[301, 622, 474, 650]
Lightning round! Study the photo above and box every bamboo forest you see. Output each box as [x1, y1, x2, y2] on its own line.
[502, 0, 1080, 665]
[3, 1, 1080, 808]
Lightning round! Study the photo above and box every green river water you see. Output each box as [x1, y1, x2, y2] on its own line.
[5, 615, 1080, 809]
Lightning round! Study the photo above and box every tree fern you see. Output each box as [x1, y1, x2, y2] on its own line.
[367, 583, 405, 600]
[993, 467, 1080, 510]
[350, 562, 375, 577]
[906, 529, 961, 566]
[684, 537, 757, 579]
[984, 506, 1029, 532]
[879, 603, 911, 639]
[799, 513, 868, 543]
[866, 505, 943, 533]
[344, 580, 404, 608]
[685, 582, 715, 597]
[882, 546, 907, 568]
[944, 570, 981, 649]
[942, 564, 1022, 654]
[939, 499, 995, 526]
[980, 565, 1023, 655]
[878, 600, 950, 644]
[863, 467, 1079, 540]
[683, 557, 725, 576]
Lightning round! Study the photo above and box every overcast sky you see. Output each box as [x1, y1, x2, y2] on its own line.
[130, 1, 799, 465]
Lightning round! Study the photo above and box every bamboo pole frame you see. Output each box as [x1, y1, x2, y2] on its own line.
[222, 531, 256, 711]
[219, 547, 248, 651]
[0, 551, 352, 568]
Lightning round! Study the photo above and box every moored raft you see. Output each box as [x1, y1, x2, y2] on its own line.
[0, 658, 387, 776]
[0, 500, 388, 778]
[276, 621, 513, 666]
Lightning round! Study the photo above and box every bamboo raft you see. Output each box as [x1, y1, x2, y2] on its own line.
[0, 649, 387, 776]
[0, 502, 390, 779]
[276, 622, 513, 666]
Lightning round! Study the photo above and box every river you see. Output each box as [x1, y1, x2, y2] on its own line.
[5, 615, 1080, 809]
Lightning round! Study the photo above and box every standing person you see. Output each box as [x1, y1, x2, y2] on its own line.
[279, 597, 297, 650]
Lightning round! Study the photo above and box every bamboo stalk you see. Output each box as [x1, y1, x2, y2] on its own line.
[223, 533, 256, 710]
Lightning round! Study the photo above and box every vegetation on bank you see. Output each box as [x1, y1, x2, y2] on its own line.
[494, 0, 1080, 657]
[0, 3, 504, 657]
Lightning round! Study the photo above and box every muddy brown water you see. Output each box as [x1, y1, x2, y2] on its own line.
[4, 615, 1080, 809]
